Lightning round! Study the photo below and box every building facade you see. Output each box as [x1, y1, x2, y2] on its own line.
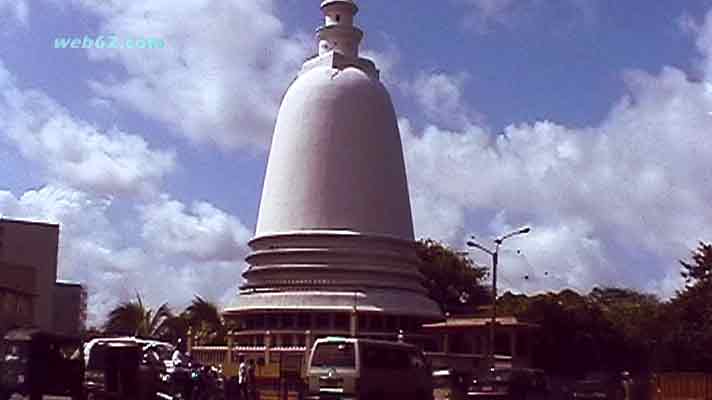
[0, 261, 36, 335]
[422, 316, 539, 372]
[53, 280, 86, 336]
[0, 218, 85, 337]
[223, 0, 442, 352]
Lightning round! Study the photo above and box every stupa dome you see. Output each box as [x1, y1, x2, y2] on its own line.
[225, 0, 442, 321]
[256, 61, 414, 240]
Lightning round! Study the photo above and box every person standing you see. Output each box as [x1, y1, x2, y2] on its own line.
[621, 371, 632, 400]
[238, 357, 248, 400]
[247, 359, 257, 400]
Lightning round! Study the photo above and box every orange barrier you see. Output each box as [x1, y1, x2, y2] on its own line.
[654, 373, 712, 400]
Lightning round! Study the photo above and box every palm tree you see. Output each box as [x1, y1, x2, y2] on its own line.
[104, 294, 174, 339]
[183, 296, 225, 345]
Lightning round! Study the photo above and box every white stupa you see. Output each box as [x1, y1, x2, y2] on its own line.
[224, 0, 442, 345]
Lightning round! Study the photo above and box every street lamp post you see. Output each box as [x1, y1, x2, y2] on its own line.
[467, 226, 530, 371]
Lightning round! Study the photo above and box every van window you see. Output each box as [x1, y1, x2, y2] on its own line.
[311, 342, 355, 368]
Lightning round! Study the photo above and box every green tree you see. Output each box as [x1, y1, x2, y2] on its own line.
[658, 242, 712, 371]
[183, 296, 226, 345]
[497, 288, 657, 375]
[680, 241, 712, 290]
[416, 239, 489, 315]
[104, 294, 174, 339]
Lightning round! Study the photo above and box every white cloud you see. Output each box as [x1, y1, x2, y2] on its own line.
[0, 0, 28, 28]
[0, 62, 176, 198]
[0, 185, 250, 325]
[406, 72, 482, 130]
[76, 0, 310, 150]
[696, 9, 712, 77]
[139, 196, 251, 262]
[361, 42, 401, 86]
[401, 14, 712, 298]
[456, 0, 596, 32]
[460, 0, 516, 27]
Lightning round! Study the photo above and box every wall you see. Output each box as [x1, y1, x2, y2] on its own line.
[0, 219, 59, 331]
[53, 281, 85, 336]
[0, 262, 36, 336]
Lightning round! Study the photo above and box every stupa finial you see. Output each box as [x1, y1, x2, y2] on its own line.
[317, 0, 363, 58]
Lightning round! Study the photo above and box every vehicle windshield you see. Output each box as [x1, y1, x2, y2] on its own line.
[311, 342, 356, 368]
[143, 343, 174, 361]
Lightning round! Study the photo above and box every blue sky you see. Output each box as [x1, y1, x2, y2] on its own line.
[1, 0, 711, 324]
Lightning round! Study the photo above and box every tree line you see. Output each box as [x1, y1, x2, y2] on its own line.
[92, 295, 227, 349]
[417, 240, 712, 375]
[96, 239, 712, 374]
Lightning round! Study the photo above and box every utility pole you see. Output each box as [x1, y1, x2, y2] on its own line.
[467, 226, 530, 372]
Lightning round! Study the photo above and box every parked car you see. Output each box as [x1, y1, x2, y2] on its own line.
[0, 328, 84, 400]
[571, 372, 628, 400]
[306, 336, 433, 400]
[467, 367, 550, 400]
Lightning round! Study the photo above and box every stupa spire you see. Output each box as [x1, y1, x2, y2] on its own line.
[317, 0, 363, 58]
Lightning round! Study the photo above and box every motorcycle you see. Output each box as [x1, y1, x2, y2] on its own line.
[152, 351, 224, 400]
[190, 365, 224, 400]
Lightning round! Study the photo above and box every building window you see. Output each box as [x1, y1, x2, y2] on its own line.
[334, 313, 349, 330]
[315, 313, 331, 330]
[236, 336, 251, 346]
[254, 315, 265, 330]
[357, 315, 369, 330]
[370, 315, 383, 331]
[297, 314, 310, 329]
[335, 14, 341, 22]
[265, 314, 277, 329]
[282, 335, 293, 347]
[385, 315, 397, 331]
[281, 313, 295, 329]
[255, 335, 264, 346]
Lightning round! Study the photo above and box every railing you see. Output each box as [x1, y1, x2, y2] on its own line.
[190, 346, 229, 366]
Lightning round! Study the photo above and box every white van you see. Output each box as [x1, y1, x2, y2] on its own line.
[306, 337, 433, 400]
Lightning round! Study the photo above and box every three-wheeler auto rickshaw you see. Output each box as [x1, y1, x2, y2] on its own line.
[84, 340, 145, 400]
[0, 328, 84, 400]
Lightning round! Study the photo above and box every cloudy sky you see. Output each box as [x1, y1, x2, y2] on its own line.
[1, 0, 711, 325]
